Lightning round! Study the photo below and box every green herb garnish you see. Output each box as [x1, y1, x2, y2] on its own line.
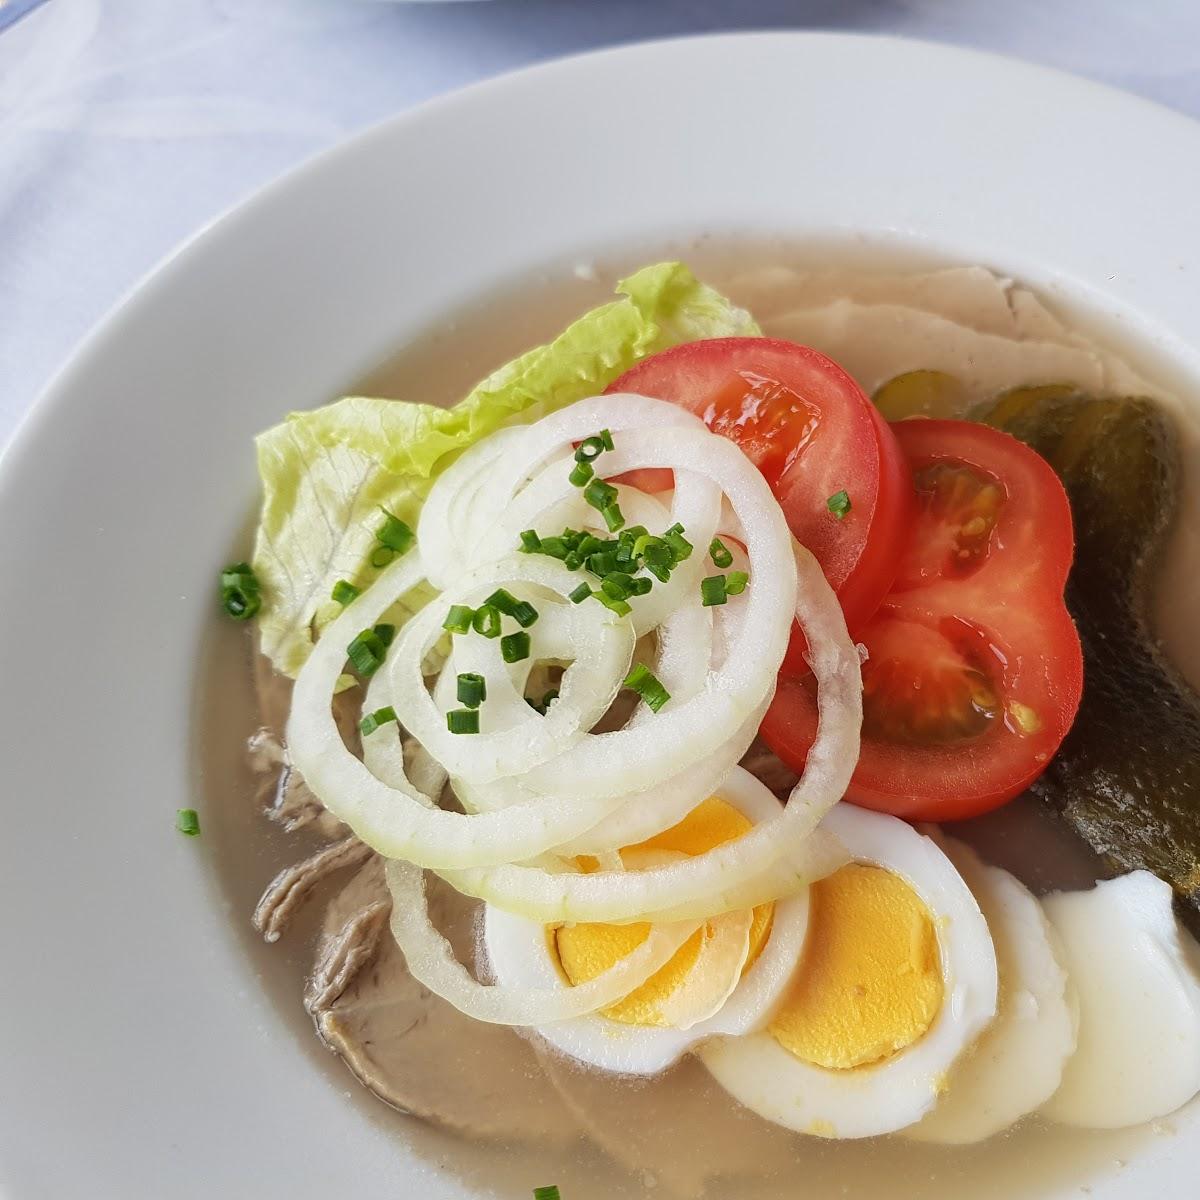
[457, 672, 486, 709]
[331, 579, 361, 606]
[376, 508, 415, 554]
[359, 706, 398, 736]
[443, 604, 474, 635]
[827, 489, 852, 519]
[447, 708, 480, 735]
[709, 537, 733, 568]
[500, 630, 532, 663]
[176, 808, 201, 837]
[624, 663, 670, 713]
[472, 604, 502, 639]
[220, 562, 262, 620]
[485, 587, 539, 628]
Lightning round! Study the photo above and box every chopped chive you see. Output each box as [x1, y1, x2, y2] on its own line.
[643, 544, 674, 582]
[472, 604, 501, 639]
[632, 533, 661, 558]
[726, 570, 749, 595]
[628, 576, 653, 596]
[331, 579, 361, 605]
[220, 562, 258, 592]
[500, 630, 531, 663]
[541, 688, 559, 710]
[709, 537, 734, 568]
[486, 587, 538, 628]
[511, 601, 538, 628]
[601, 572, 634, 601]
[456, 672, 486, 709]
[827, 489, 852, 519]
[594, 591, 632, 617]
[447, 708, 480, 735]
[602, 503, 626, 532]
[583, 478, 619, 512]
[569, 582, 592, 604]
[376, 508, 415, 554]
[569, 460, 594, 487]
[485, 587, 518, 612]
[700, 575, 728, 607]
[369, 545, 396, 569]
[519, 529, 542, 553]
[443, 604, 474, 635]
[599, 429, 614, 451]
[373, 623, 395, 647]
[664, 527, 693, 561]
[176, 808, 201, 837]
[576, 534, 604, 560]
[539, 536, 570, 560]
[587, 550, 621, 577]
[347, 626, 390, 675]
[533, 1186, 562, 1200]
[359, 706, 398, 736]
[624, 663, 671, 713]
[563, 551, 583, 571]
[575, 435, 606, 463]
[219, 561, 262, 621]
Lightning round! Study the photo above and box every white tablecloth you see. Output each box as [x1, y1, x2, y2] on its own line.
[3, 0, 1200, 450]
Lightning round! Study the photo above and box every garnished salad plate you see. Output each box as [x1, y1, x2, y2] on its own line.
[2, 32, 1200, 1200]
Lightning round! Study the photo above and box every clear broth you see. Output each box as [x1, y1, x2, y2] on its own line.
[201, 236, 1192, 1199]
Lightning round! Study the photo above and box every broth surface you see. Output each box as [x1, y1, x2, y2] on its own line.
[201, 237, 1199, 1198]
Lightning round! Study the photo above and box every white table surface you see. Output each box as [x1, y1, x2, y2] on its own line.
[3, 0, 1200, 452]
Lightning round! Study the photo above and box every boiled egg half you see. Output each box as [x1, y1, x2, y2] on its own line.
[699, 804, 998, 1139]
[481, 766, 810, 1076]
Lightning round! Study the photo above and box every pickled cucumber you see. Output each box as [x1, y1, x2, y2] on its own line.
[978, 389, 1200, 920]
[872, 370, 970, 421]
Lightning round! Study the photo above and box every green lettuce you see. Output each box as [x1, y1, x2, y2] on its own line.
[251, 261, 759, 677]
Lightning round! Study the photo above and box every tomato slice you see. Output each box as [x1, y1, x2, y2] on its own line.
[761, 419, 1084, 821]
[609, 338, 913, 658]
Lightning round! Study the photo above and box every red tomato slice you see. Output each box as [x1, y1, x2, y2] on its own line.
[609, 338, 913, 659]
[761, 419, 1084, 821]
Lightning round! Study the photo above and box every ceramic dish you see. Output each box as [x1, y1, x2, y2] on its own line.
[1, 31, 1199, 1200]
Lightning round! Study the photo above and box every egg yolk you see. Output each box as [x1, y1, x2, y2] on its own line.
[770, 864, 943, 1070]
[553, 796, 773, 1026]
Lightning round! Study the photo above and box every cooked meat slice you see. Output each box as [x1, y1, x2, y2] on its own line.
[253, 835, 373, 943]
[307, 859, 580, 1144]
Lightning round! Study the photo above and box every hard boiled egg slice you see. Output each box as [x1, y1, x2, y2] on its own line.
[1040, 870, 1200, 1129]
[906, 835, 1077, 1144]
[699, 804, 997, 1139]
[481, 766, 810, 1076]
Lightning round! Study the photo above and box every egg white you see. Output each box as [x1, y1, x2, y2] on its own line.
[480, 766, 810, 1076]
[699, 804, 998, 1139]
[906, 835, 1077, 1144]
[1040, 870, 1200, 1129]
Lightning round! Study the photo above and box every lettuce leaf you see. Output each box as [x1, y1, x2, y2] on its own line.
[251, 261, 758, 677]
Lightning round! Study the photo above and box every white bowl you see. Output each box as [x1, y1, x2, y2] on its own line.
[1, 31, 1198, 1200]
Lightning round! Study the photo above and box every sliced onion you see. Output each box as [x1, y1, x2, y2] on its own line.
[437, 543, 860, 923]
[384, 858, 699, 1025]
[654, 908, 754, 1031]
[289, 398, 860, 919]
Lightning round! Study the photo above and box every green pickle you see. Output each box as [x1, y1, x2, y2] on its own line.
[873, 371, 970, 421]
[978, 388, 1200, 924]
